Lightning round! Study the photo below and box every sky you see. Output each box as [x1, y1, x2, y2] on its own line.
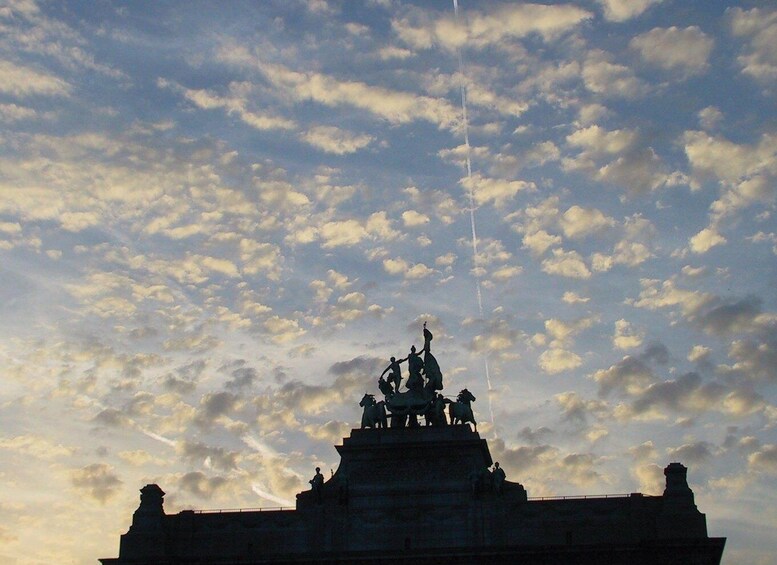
[0, 0, 776, 563]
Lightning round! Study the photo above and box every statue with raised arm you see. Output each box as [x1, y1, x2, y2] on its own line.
[380, 356, 405, 396]
[421, 321, 443, 391]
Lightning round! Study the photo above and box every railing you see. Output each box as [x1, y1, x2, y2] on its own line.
[189, 506, 292, 514]
[528, 493, 639, 501]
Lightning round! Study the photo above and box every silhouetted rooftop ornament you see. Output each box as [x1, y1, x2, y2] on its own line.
[362, 322, 476, 429]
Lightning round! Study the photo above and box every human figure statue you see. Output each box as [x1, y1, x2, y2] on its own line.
[405, 345, 424, 392]
[492, 462, 506, 495]
[380, 356, 405, 395]
[310, 467, 324, 503]
[421, 322, 443, 391]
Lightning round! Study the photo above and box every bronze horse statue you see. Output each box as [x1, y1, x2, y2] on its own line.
[359, 393, 387, 429]
[448, 388, 477, 431]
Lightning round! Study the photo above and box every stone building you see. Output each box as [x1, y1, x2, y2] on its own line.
[100, 424, 725, 564]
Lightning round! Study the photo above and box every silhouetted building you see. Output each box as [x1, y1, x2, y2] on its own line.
[100, 425, 725, 564]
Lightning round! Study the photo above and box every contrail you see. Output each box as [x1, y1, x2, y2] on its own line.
[452, 0, 497, 437]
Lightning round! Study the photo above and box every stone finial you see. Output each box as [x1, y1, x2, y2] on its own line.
[663, 462, 692, 497]
[131, 484, 165, 530]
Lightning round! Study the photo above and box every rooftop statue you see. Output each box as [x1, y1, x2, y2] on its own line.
[448, 388, 477, 431]
[361, 322, 476, 429]
[359, 393, 387, 429]
[422, 322, 443, 391]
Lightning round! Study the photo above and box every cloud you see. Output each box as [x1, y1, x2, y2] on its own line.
[559, 205, 615, 239]
[0, 102, 41, 121]
[564, 125, 680, 195]
[194, 391, 241, 427]
[539, 348, 583, 374]
[262, 316, 306, 343]
[393, 4, 592, 51]
[489, 439, 605, 491]
[724, 332, 777, 383]
[695, 296, 767, 336]
[522, 230, 561, 256]
[682, 131, 777, 226]
[632, 277, 715, 318]
[159, 79, 296, 131]
[591, 344, 668, 397]
[748, 445, 777, 474]
[469, 319, 521, 358]
[666, 441, 716, 464]
[70, 463, 122, 503]
[728, 7, 777, 84]
[461, 173, 534, 208]
[301, 126, 374, 154]
[271, 356, 381, 416]
[0, 434, 74, 459]
[401, 210, 430, 227]
[597, 0, 663, 22]
[698, 106, 723, 131]
[563, 292, 589, 304]
[541, 248, 591, 279]
[632, 463, 664, 494]
[582, 50, 648, 98]
[382, 257, 434, 280]
[613, 319, 644, 350]
[179, 440, 240, 471]
[630, 27, 714, 74]
[252, 61, 459, 130]
[177, 471, 229, 500]
[544, 316, 597, 347]
[0, 60, 70, 98]
[318, 212, 400, 249]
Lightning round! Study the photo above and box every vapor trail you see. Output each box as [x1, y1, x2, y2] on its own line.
[452, 0, 497, 437]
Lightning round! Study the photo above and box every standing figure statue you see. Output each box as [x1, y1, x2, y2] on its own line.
[421, 322, 443, 391]
[380, 356, 405, 395]
[492, 462, 506, 495]
[309, 467, 324, 503]
[405, 345, 425, 392]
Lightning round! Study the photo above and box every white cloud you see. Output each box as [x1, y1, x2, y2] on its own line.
[402, 210, 430, 227]
[159, 79, 297, 131]
[689, 227, 727, 254]
[545, 316, 597, 347]
[698, 106, 723, 131]
[728, 7, 777, 84]
[253, 61, 459, 129]
[539, 348, 583, 374]
[613, 319, 644, 350]
[630, 27, 714, 74]
[393, 4, 592, 51]
[582, 50, 648, 98]
[597, 0, 663, 22]
[461, 173, 534, 208]
[541, 248, 591, 279]
[522, 229, 561, 257]
[560, 205, 615, 239]
[0, 60, 70, 97]
[563, 291, 590, 304]
[301, 126, 374, 154]
[0, 102, 40, 121]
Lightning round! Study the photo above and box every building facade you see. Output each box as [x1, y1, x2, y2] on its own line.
[100, 425, 725, 564]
